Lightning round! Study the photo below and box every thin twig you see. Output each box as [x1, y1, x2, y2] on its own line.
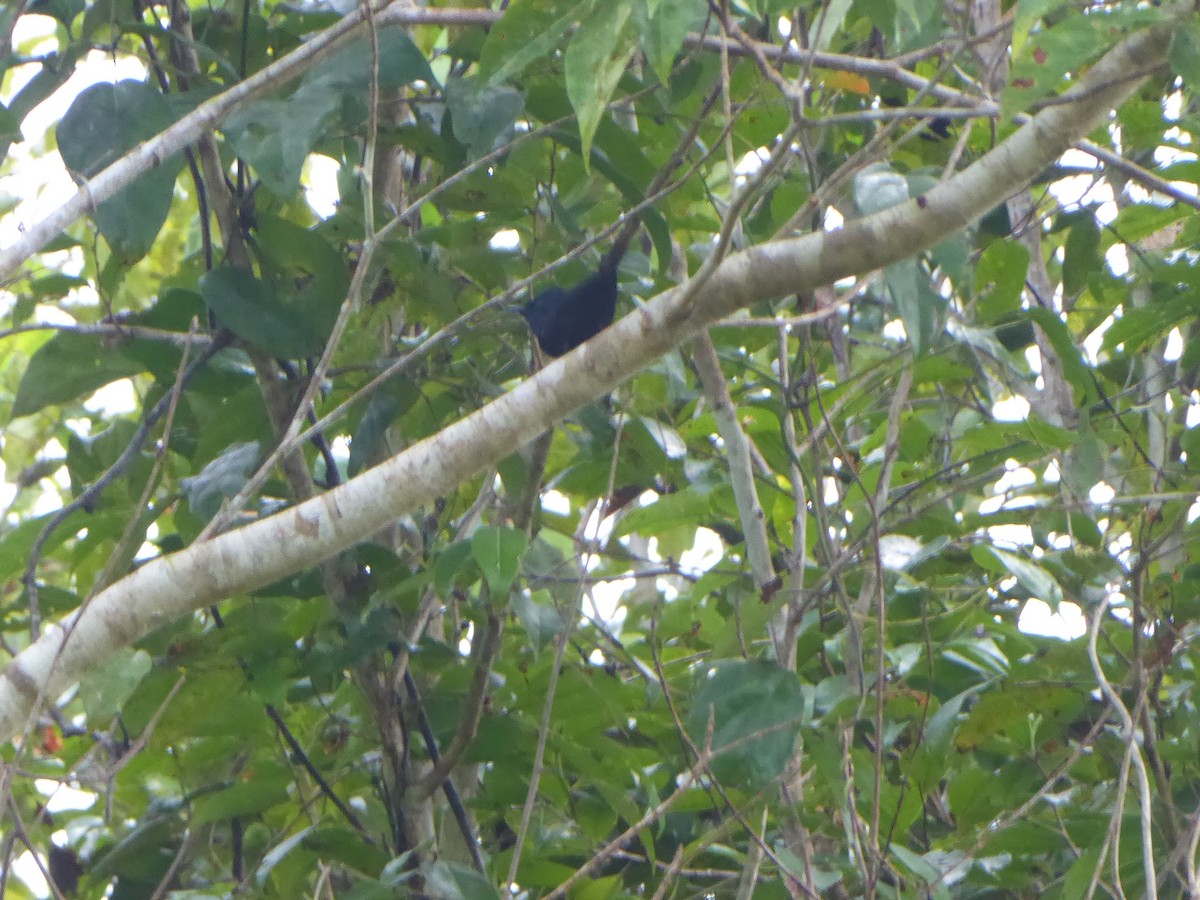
[1088, 597, 1158, 899]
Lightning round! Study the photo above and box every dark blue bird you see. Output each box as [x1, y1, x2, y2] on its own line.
[518, 256, 620, 357]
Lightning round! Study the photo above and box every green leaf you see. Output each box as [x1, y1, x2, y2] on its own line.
[192, 761, 291, 824]
[955, 684, 1083, 750]
[687, 659, 803, 790]
[613, 487, 714, 538]
[446, 76, 525, 158]
[853, 164, 909, 216]
[348, 385, 415, 476]
[181, 441, 261, 521]
[1, 50, 79, 160]
[79, 648, 152, 723]
[638, 415, 686, 459]
[1181, 423, 1200, 466]
[513, 589, 567, 650]
[471, 525, 528, 596]
[808, 0, 852, 51]
[199, 266, 328, 358]
[434, 541, 477, 593]
[57, 80, 182, 262]
[889, 843, 941, 883]
[254, 826, 316, 888]
[984, 546, 1064, 608]
[976, 241, 1030, 318]
[223, 90, 339, 197]
[1005, 24, 1088, 116]
[1064, 411, 1101, 497]
[1101, 301, 1188, 354]
[1011, 0, 1061, 58]
[1063, 848, 1107, 898]
[1170, 17, 1200, 89]
[251, 213, 347, 344]
[224, 28, 432, 197]
[477, 0, 580, 87]
[886, 256, 929, 356]
[564, 3, 635, 165]
[1024, 307, 1096, 404]
[304, 26, 436, 92]
[10, 331, 149, 419]
[422, 859, 503, 900]
[638, 0, 704, 84]
[1062, 210, 1100, 297]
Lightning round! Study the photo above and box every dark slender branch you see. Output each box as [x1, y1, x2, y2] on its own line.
[230, 817, 244, 884]
[278, 359, 342, 486]
[264, 703, 373, 840]
[402, 670, 487, 874]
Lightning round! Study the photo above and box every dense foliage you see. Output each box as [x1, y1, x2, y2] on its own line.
[2, 0, 1200, 897]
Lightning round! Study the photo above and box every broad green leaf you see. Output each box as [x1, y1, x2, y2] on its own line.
[1011, 0, 1061, 58]
[80, 648, 152, 723]
[931, 233, 969, 285]
[1, 49, 79, 160]
[1024, 307, 1096, 404]
[955, 684, 1083, 750]
[191, 761, 291, 824]
[982, 546, 1064, 608]
[1062, 209, 1100, 297]
[613, 487, 713, 538]
[471, 525, 528, 596]
[687, 659, 803, 790]
[348, 387, 410, 476]
[1063, 848, 1107, 899]
[1170, 18, 1200, 88]
[853, 164, 909, 216]
[1063, 411, 1101, 497]
[27, 0, 86, 27]
[886, 256, 927, 356]
[1001, 10, 1160, 117]
[477, 0, 581, 87]
[638, 415, 686, 459]
[199, 266, 328, 358]
[254, 826, 316, 888]
[976, 240, 1029, 318]
[890, 843, 941, 883]
[225, 28, 433, 197]
[638, 0, 704, 84]
[1101, 301, 1188, 354]
[434, 541, 477, 593]
[57, 80, 182, 262]
[251, 213, 347, 345]
[223, 90, 339, 197]
[11, 331, 148, 419]
[181, 441, 261, 521]
[422, 859, 504, 900]
[446, 76, 525, 159]
[513, 589, 566, 650]
[808, 0, 852, 51]
[564, 3, 635, 165]
[304, 26, 436, 92]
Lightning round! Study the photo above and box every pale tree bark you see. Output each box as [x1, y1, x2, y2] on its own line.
[0, 18, 1176, 745]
